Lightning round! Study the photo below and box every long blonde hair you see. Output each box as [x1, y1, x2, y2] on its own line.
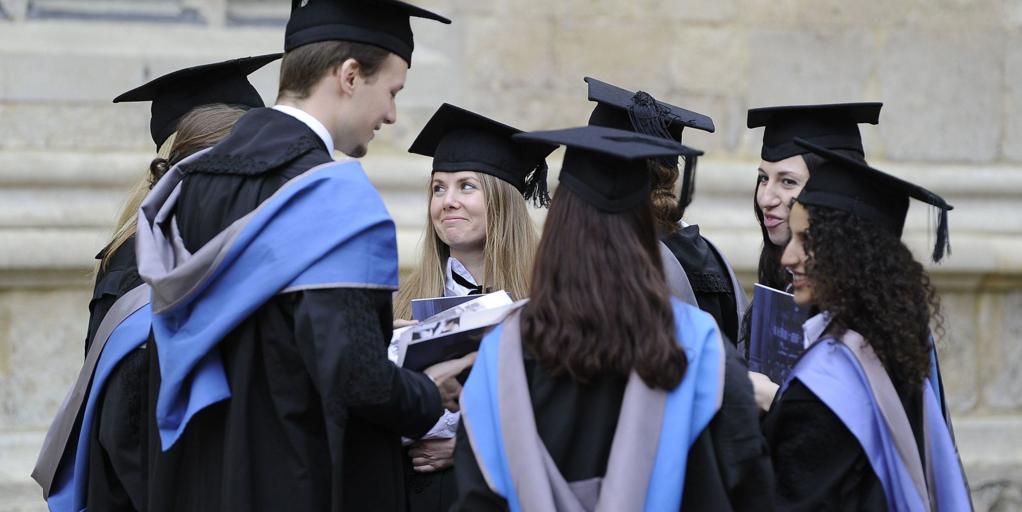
[96, 103, 247, 274]
[394, 172, 538, 319]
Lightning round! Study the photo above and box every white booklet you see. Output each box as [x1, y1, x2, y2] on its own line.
[389, 291, 523, 370]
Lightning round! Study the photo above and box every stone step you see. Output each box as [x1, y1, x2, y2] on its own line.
[0, 19, 459, 154]
[0, 431, 46, 512]
[0, 149, 1021, 280]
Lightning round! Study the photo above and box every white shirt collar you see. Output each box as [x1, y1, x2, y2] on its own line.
[444, 257, 479, 297]
[272, 105, 334, 157]
[802, 311, 832, 349]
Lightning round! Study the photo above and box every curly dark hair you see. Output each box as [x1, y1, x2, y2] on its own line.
[803, 203, 942, 388]
[521, 186, 687, 390]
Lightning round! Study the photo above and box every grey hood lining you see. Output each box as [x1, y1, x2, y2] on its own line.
[32, 284, 150, 496]
[136, 149, 343, 314]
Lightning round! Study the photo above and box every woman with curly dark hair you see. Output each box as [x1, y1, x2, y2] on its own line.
[761, 138, 970, 511]
[452, 126, 774, 511]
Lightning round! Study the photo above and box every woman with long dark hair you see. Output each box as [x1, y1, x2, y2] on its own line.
[762, 138, 970, 510]
[742, 104, 883, 409]
[452, 126, 773, 511]
[33, 55, 274, 512]
[746, 103, 881, 292]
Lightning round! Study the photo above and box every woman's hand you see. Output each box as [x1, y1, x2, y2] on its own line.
[748, 371, 779, 413]
[424, 352, 477, 412]
[394, 318, 418, 329]
[408, 438, 456, 473]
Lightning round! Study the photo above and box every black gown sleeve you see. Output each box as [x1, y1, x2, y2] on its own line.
[290, 287, 443, 439]
[682, 340, 776, 511]
[764, 380, 887, 511]
[88, 347, 149, 512]
[450, 422, 509, 512]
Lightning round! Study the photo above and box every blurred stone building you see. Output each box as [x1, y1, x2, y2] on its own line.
[0, 0, 1019, 510]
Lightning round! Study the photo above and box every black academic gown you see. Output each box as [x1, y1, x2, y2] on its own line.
[83, 238, 150, 512]
[86, 239, 142, 354]
[403, 267, 483, 512]
[661, 225, 740, 344]
[761, 377, 926, 511]
[451, 339, 776, 511]
[144, 108, 444, 512]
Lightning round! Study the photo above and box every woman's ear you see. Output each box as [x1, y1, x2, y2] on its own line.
[336, 57, 361, 96]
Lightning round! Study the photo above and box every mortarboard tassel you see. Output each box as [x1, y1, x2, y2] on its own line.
[523, 161, 551, 208]
[677, 154, 698, 214]
[932, 206, 951, 263]
[629, 91, 678, 171]
[627, 91, 673, 141]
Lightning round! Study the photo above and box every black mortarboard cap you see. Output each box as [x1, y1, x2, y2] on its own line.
[794, 138, 952, 262]
[513, 126, 704, 213]
[285, 0, 451, 66]
[585, 77, 715, 140]
[408, 103, 558, 207]
[747, 102, 882, 162]
[113, 53, 281, 148]
[585, 77, 713, 215]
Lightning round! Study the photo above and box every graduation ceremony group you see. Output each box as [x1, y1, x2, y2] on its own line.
[30, 0, 976, 511]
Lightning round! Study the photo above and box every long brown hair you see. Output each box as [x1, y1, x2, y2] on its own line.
[521, 187, 687, 390]
[394, 173, 538, 319]
[98, 103, 247, 271]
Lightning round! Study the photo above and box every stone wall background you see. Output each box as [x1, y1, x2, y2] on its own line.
[0, 1, 1020, 510]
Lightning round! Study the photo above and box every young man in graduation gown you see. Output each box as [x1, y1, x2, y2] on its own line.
[31, 55, 277, 512]
[452, 126, 775, 511]
[136, 2, 455, 511]
[584, 77, 747, 345]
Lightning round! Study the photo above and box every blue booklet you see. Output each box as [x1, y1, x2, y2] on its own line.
[748, 283, 811, 384]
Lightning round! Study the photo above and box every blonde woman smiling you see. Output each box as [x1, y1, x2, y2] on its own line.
[395, 103, 554, 512]
[396, 103, 554, 318]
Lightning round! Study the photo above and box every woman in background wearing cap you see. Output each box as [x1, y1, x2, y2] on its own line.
[393, 104, 554, 512]
[90, 105, 250, 512]
[762, 138, 970, 511]
[452, 125, 774, 511]
[746, 103, 881, 302]
[34, 102, 253, 512]
[742, 103, 882, 409]
[584, 77, 748, 345]
[31, 55, 274, 512]
[743, 103, 956, 429]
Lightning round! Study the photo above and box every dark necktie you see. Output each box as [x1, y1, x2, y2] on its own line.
[451, 271, 483, 295]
